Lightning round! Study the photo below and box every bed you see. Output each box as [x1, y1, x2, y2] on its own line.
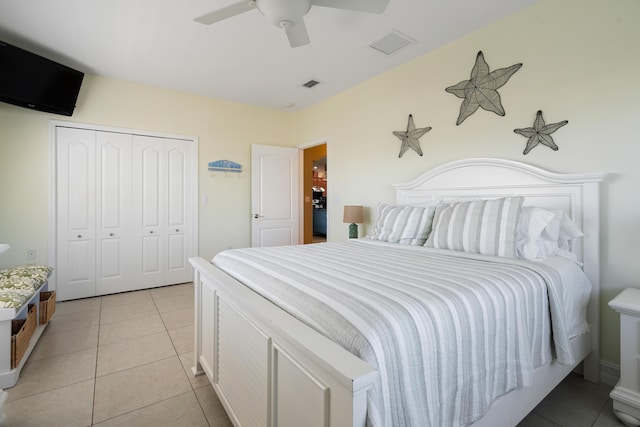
[190, 158, 606, 427]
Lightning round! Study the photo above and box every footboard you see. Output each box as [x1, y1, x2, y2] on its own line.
[190, 257, 377, 427]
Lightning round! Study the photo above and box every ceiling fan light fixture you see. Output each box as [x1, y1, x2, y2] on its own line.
[194, 0, 390, 47]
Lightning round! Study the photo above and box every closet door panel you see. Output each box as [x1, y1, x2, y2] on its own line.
[165, 140, 192, 284]
[133, 136, 166, 287]
[96, 132, 134, 295]
[56, 127, 96, 301]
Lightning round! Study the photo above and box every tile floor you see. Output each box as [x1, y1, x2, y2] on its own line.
[1, 282, 626, 427]
[2, 283, 232, 427]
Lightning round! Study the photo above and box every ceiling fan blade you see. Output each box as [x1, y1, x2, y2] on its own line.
[194, 1, 257, 25]
[311, 0, 389, 14]
[283, 20, 310, 48]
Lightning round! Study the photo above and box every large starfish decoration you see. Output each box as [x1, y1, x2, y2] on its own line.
[392, 114, 431, 158]
[445, 51, 522, 125]
[514, 110, 568, 155]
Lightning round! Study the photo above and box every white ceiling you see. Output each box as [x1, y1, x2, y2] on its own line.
[0, 0, 538, 112]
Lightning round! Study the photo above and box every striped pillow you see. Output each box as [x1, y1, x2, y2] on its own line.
[369, 204, 437, 245]
[425, 196, 524, 257]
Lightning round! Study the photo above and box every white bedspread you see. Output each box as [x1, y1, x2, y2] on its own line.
[213, 239, 590, 427]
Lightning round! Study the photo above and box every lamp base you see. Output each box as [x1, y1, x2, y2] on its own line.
[348, 223, 358, 239]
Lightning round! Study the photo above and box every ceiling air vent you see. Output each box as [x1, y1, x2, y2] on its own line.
[370, 30, 416, 56]
[302, 79, 320, 88]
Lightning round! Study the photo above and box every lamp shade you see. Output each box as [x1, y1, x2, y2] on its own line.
[343, 205, 364, 224]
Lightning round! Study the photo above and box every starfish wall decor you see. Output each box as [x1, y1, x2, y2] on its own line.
[445, 51, 522, 125]
[392, 114, 432, 158]
[514, 110, 568, 155]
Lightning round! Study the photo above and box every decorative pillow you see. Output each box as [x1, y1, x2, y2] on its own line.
[516, 207, 582, 260]
[425, 196, 524, 257]
[369, 204, 437, 245]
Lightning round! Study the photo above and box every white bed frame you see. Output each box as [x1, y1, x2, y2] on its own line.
[191, 158, 606, 427]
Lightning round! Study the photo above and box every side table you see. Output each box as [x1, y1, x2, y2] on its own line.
[609, 288, 640, 427]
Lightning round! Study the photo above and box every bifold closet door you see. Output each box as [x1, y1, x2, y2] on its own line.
[56, 128, 135, 300]
[133, 135, 192, 288]
[165, 138, 192, 285]
[95, 131, 135, 295]
[56, 127, 193, 301]
[56, 127, 97, 301]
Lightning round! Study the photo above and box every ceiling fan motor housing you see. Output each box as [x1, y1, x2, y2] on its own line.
[257, 0, 312, 27]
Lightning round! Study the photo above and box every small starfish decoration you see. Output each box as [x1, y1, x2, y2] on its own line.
[514, 110, 568, 155]
[445, 51, 522, 125]
[392, 114, 431, 158]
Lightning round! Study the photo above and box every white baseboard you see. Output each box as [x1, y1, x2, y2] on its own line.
[600, 360, 620, 386]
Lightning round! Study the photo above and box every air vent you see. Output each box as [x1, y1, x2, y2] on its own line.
[370, 30, 416, 56]
[302, 79, 320, 88]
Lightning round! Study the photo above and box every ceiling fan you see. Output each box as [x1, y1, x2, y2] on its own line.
[194, 0, 390, 48]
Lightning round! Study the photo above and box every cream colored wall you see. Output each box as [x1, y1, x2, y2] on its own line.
[0, 74, 293, 269]
[292, 0, 640, 367]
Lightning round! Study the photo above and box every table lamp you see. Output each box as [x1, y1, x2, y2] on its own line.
[343, 205, 363, 239]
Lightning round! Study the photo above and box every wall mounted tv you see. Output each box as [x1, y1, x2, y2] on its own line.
[0, 40, 84, 116]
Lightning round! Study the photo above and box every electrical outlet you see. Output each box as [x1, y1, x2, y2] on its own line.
[27, 249, 36, 261]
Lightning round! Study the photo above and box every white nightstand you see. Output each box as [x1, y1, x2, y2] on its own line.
[609, 288, 640, 427]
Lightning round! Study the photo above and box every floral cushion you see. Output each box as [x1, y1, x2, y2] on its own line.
[0, 265, 54, 309]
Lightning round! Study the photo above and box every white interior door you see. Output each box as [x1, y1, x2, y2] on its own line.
[95, 131, 134, 295]
[133, 135, 166, 287]
[56, 127, 96, 301]
[251, 144, 300, 247]
[165, 138, 193, 284]
[51, 121, 198, 300]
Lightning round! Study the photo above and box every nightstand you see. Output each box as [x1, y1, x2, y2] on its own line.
[609, 288, 640, 427]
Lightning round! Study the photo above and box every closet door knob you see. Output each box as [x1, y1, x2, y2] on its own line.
[109, 233, 114, 237]
[150, 230, 154, 234]
[77, 234, 82, 238]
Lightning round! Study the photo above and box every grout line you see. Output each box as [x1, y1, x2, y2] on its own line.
[90, 295, 103, 427]
[92, 390, 199, 426]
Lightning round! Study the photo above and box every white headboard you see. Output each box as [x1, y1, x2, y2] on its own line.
[393, 158, 606, 378]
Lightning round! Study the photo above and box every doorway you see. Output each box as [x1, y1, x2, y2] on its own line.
[303, 144, 327, 244]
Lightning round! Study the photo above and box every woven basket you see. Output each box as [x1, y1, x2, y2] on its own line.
[25, 304, 37, 340]
[39, 290, 56, 324]
[10, 303, 37, 368]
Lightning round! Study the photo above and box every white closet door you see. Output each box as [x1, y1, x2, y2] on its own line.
[165, 138, 193, 284]
[56, 127, 96, 300]
[95, 132, 134, 295]
[133, 135, 167, 287]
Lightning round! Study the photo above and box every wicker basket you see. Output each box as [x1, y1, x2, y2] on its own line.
[39, 290, 56, 324]
[25, 304, 37, 340]
[10, 304, 36, 369]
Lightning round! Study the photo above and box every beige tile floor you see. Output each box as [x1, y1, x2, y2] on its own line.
[1, 282, 626, 427]
[2, 283, 233, 427]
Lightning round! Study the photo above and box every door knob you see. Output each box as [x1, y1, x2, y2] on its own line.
[109, 233, 114, 237]
[253, 214, 264, 219]
[77, 234, 82, 238]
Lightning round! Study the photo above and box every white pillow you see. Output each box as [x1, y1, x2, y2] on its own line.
[516, 207, 583, 261]
[425, 196, 524, 257]
[368, 203, 437, 245]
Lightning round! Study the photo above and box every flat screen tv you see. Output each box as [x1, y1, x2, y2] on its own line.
[0, 40, 84, 116]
